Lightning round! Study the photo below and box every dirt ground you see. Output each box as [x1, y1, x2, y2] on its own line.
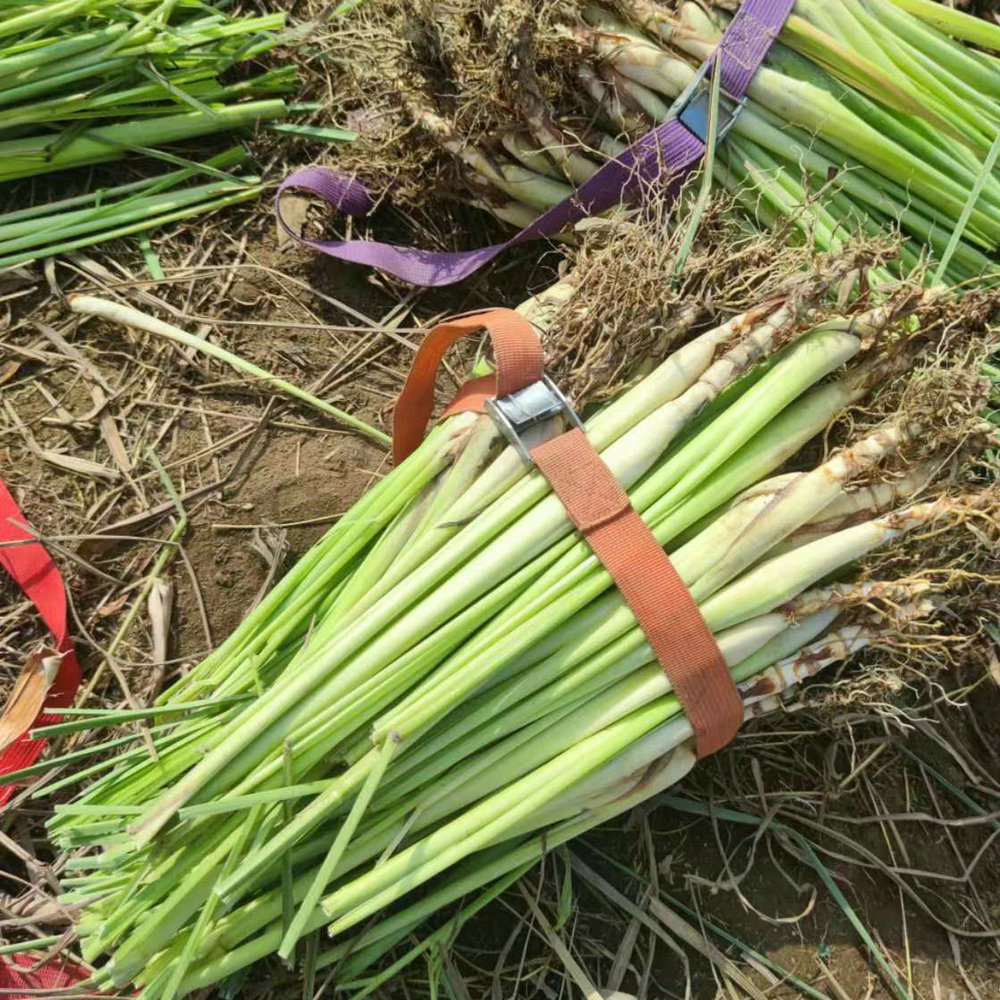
[2, 196, 1000, 1000]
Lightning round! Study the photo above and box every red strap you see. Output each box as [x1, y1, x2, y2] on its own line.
[393, 310, 543, 465]
[0, 477, 81, 805]
[394, 311, 742, 757]
[0, 951, 90, 998]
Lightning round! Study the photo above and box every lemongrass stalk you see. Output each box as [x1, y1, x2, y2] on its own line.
[0, 187, 268, 271]
[0, 179, 255, 253]
[814, 463, 937, 524]
[0, 101, 287, 183]
[0, 147, 245, 226]
[106, 819, 247, 985]
[472, 196, 545, 230]
[0, 57, 134, 116]
[320, 479, 449, 623]
[577, 64, 648, 135]
[69, 296, 387, 445]
[724, 136, 847, 252]
[0, 67, 296, 131]
[699, 500, 947, 631]
[803, 0, 1000, 134]
[373, 574, 818, 805]
[769, 462, 938, 555]
[327, 866, 531, 991]
[0, 24, 130, 80]
[441, 134, 573, 211]
[182, 321, 855, 904]
[687, 422, 911, 599]
[757, 33, 994, 201]
[671, 31, 1000, 239]
[330, 416, 500, 620]
[501, 132, 564, 180]
[886, 0, 1000, 53]
[278, 738, 395, 960]
[738, 109, 996, 267]
[0, 0, 104, 41]
[852, 0, 1000, 104]
[526, 113, 602, 184]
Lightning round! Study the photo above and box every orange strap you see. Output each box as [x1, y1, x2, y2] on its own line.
[393, 310, 543, 465]
[394, 310, 743, 757]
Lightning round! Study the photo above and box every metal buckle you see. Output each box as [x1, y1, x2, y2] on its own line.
[670, 58, 746, 144]
[485, 376, 584, 463]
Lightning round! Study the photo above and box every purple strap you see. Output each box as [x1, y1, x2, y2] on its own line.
[277, 0, 793, 287]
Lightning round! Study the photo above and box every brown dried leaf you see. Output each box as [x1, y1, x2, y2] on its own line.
[96, 593, 129, 618]
[39, 450, 119, 481]
[0, 646, 62, 752]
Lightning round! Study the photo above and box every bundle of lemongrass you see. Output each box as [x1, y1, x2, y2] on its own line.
[0, 1, 296, 269]
[430, 0, 1000, 286]
[19, 255, 993, 998]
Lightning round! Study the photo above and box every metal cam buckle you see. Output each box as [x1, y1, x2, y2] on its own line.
[485, 376, 584, 463]
[671, 58, 746, 144]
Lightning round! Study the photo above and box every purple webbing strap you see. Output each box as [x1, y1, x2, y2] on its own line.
[277, 0, 793, 287]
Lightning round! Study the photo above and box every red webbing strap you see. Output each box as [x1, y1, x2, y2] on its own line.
[0, 477, 81, 805]
[395, 311, 742, 757]
[0, 479, 88, 995]
[0, 951, 91, 997]
[392, 310, 543, 465]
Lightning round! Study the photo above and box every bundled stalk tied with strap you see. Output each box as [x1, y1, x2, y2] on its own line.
[31, 253, 996, 998]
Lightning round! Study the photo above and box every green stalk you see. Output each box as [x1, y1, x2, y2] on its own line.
[0, 100, 286, 183]
[887, 0, 1000, 51]
[278, 738, 395, 960]
[0, 146, 245, 226]
[68, 296, 388, 446]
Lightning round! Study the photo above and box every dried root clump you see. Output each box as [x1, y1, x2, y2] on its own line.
[537, 199, 901, 403]
[802, 486, 1000, 720]
[319, 0, 579, 203]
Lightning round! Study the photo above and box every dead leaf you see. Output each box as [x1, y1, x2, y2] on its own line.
[277, 194, 311, 245]
[0, 360, 20, 386]
[39, 450, 119, 481]
[148, 579, 174, 669]
[96, 593, 129, 618]
[0, 646, 63, 753]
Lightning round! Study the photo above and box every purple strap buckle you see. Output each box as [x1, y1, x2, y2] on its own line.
[673, 57, 748, 145]
[276, 0, 794, 287]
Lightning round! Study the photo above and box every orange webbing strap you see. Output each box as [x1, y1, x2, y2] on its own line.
[531, 430, 743, 756]
[394, 310, 743, 757]
[393, 310, 543, 465]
